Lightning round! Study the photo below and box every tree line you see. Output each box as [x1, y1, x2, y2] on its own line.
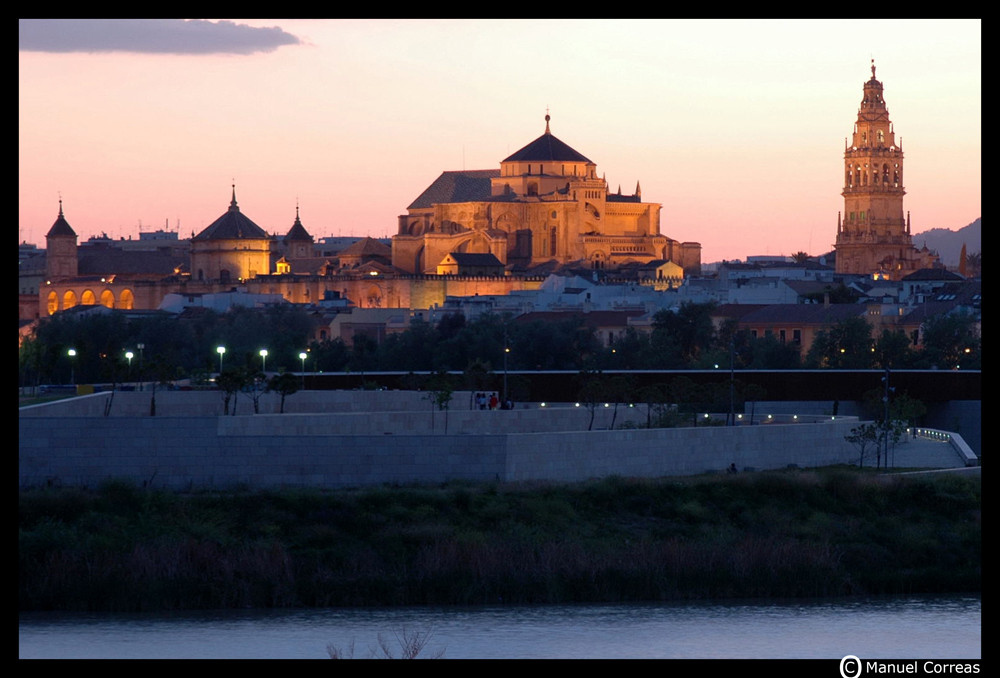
[19, 301, 980, 392]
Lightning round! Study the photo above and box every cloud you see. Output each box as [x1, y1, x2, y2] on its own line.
[18, 19, 301, 55]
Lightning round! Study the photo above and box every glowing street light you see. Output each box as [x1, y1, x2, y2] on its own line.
[259, 349, 268, 373]
[125, 350, 134, 388]
[216, 346, 226, 373]
[299, 351, 308, 389]
[67, 348, 77, 385]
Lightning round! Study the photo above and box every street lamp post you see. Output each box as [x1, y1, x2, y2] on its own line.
[503, 347, 510, 407]
[882, 367, 894, 468]
[729, 337, 735, 426]
[259, 349, 268, 373]
[502, 321, 510, 407]
[137, 343, 145, 391]
[299, 351, 308, 389]
[67, 348, 77, 386]
[125, 351, 134, 389]
[217, 346, 226, 374]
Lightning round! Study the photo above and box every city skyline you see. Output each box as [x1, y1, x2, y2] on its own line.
[19, 19, 981, 263]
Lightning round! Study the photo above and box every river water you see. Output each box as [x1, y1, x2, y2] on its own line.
[19, 594, 980, 659]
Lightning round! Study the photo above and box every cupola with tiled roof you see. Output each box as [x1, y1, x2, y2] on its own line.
[45, 199, 79, 279]
[284, 203, 313, 243]
[46, 199, 77, 238]
[189, 185, 274, 282]
[192, 185, 271, 242]
[493, 114, 600, 198]
[283, 203, 315, 260]
[501, 114, 593, 164]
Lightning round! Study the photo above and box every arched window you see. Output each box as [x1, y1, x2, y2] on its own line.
[46, 291, 58, 316]
[100, 290, 115, 308]
[81, 289, 97, 305]
[119, 289, 134, 310]
[62, 290, 77, 310]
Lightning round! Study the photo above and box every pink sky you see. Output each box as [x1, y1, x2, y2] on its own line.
[19, 19, 981, 263]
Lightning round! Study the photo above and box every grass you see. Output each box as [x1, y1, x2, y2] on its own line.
[19, 468, 980, 612]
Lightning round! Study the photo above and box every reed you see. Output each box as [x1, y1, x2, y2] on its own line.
[19, 468, 980, 612]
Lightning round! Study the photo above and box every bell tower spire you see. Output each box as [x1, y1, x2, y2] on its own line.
[834, 62, 937, 277]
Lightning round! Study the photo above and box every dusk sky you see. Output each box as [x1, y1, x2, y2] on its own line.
[19, 19, 981, 263]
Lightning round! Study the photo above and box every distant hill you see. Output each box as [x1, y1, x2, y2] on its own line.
[912, 218, 981, 266]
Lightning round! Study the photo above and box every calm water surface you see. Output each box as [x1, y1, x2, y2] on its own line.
[19, 595, 980, 660]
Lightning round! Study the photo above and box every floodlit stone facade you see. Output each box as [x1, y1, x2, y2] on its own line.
[393, 115, 701, 276]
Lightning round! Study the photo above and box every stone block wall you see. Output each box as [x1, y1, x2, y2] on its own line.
[20, 406, 862, 490]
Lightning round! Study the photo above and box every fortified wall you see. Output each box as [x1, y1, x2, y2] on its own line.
[19, 390, 971, 490]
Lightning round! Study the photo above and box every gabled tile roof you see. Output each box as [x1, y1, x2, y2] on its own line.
[513, 309, 644, 328]
[78, 249, 188, 276]
[338, 236, 391, 258]
[445, 252, 504, 266]
[408, 170, 500, 210]
[901, 268, 965, 282]
[734, 304, 866, 325]
[711, 304, 772, 321]
[782, 280, 841, 297]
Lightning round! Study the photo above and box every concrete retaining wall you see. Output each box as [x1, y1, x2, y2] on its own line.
[20, 391, 867, 489]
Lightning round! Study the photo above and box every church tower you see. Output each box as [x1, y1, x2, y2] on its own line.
[283, 203, 315, 261]
[834, 61, 938, 277]
[45, 199, 78, 280]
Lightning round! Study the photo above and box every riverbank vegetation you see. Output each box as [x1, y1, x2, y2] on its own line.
[19, 468, 980, 612]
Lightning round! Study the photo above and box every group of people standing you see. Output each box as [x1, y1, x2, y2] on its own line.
[475, 392, 499, 410]
[474, 392, 513, 410]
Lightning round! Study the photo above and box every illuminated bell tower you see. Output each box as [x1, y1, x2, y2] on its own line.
[834, 61, 937, 277]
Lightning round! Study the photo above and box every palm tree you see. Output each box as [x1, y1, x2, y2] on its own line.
[965, 250, 981, 278]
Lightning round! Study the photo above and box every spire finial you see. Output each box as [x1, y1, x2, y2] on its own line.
[871, 58, 876, 79]
[545, 107, 550, 134]
[230, 181, 239, 211]
[58, 192, 63, 217]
